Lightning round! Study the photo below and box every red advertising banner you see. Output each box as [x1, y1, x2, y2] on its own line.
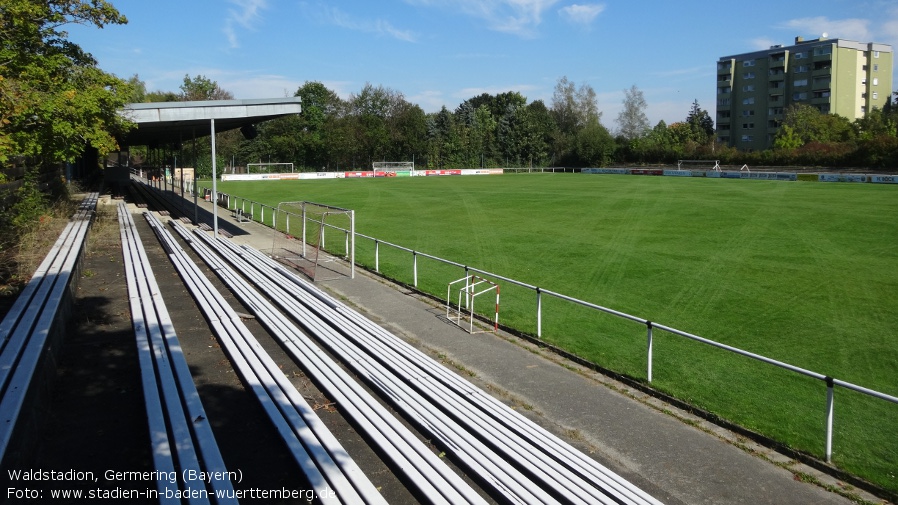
[424, 170, 462, 176]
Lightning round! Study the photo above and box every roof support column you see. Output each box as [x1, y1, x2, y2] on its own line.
[211, 118, 218, 237]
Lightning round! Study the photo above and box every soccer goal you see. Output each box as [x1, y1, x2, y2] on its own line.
[372, 161, 414, 172]
[247, 162, 294, 173]
[270, 201, 355, 281]
[677, 159, 721, 171]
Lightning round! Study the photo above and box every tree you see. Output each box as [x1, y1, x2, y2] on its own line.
[550, 76, 601, 165]
[575, 119, 614, 167]
[180, 74, 234, 101]
[550, 76, 600, 135]
[685, 100, 714, 143]
[295, 81, 342, 168]
[775, 103, 855, 147]
[0, 0, 133, 164]
[616, 85, 650, 141]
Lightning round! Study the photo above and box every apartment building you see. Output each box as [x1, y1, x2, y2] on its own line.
[716, 36, 893, 150]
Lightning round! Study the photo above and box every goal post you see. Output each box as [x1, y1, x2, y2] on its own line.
[677, 159, 721, 171]
[372, 161, 414, 171]
[270, 201, 355, 281]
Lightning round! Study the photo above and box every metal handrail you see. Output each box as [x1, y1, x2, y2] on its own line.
[201, 188, 898, 464]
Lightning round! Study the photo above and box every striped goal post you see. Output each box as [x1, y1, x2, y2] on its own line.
[446, 275, 500, 334]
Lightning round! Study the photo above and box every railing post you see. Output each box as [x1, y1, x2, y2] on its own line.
[350, 209, 355, 279]
[413, 251, 418, 287]
[825, 377, 834, 462]
[646, 321, 654, 383]
[536, 287, 542, 339]
[375, 240, 380, 272]
[301, 204, 307, 257]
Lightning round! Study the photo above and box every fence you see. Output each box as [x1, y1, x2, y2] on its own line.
[204, 187, 896, 473]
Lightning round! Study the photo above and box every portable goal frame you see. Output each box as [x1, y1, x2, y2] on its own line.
[270, 201, 355, 281]
[446, 275, 499, 334]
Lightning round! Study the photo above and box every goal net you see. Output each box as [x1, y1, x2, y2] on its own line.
[372, 161, 414, 171]
[270, 201, 355, 281]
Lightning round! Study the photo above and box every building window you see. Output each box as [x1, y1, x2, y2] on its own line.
[718, 98, 731, 106]
[874, 51, 880, 58]
[813, 45, 832, 56]
[742, 110, 755, 116]
[793, 92, 807, 101]
[813, 90, 831, 99]
[768, 107, 784, 116]
[873, 92, 878, 100]
[743, 97, 755, 105]
[742, 123, 755, 129]
[873, 77, 879, 86]
[874, 64, 879, 71]
[718, 86, 731, 94]
[743, 85, 755, 92]
[794, 52, 806, 59]
[794, 79, 808, 87]
[741, 135, 753, 142]
[795, 65, 809, 73]
[743, 60, 755, 67]
[744, 71, 755, 79]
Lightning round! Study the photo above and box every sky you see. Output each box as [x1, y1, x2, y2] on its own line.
[66, 0, 898, 130]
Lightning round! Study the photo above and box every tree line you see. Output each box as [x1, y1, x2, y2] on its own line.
[131, 75, 898, 178]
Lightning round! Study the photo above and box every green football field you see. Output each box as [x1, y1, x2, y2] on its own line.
[205, 173, 898, 494]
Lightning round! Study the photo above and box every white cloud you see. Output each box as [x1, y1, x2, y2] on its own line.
[222, 74, 302, 99]
[778, 16, 872, 42]
[224, 0, 268, 48]
[558, 4, 605, 26]
[405, 0, 562, 38]
[408, 90, 446, 113]
[305, 4, 417, 42]
[749, 37, 780, 50]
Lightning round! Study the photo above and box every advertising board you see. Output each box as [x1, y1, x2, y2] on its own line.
[819, 174, 867, 183]
[583, 168, 631, 175]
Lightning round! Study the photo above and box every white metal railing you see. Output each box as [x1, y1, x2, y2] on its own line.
[202, 188, 898, 466]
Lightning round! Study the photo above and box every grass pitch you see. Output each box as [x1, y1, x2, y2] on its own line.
[208, 173, 897, 494]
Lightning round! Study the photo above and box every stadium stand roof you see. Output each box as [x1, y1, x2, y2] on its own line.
[117, 97, 302, 147]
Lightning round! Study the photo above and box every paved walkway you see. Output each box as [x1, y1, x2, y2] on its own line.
[170, 186, 885, 505]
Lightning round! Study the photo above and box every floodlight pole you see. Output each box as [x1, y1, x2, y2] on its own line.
[211, 118, 218, 237]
